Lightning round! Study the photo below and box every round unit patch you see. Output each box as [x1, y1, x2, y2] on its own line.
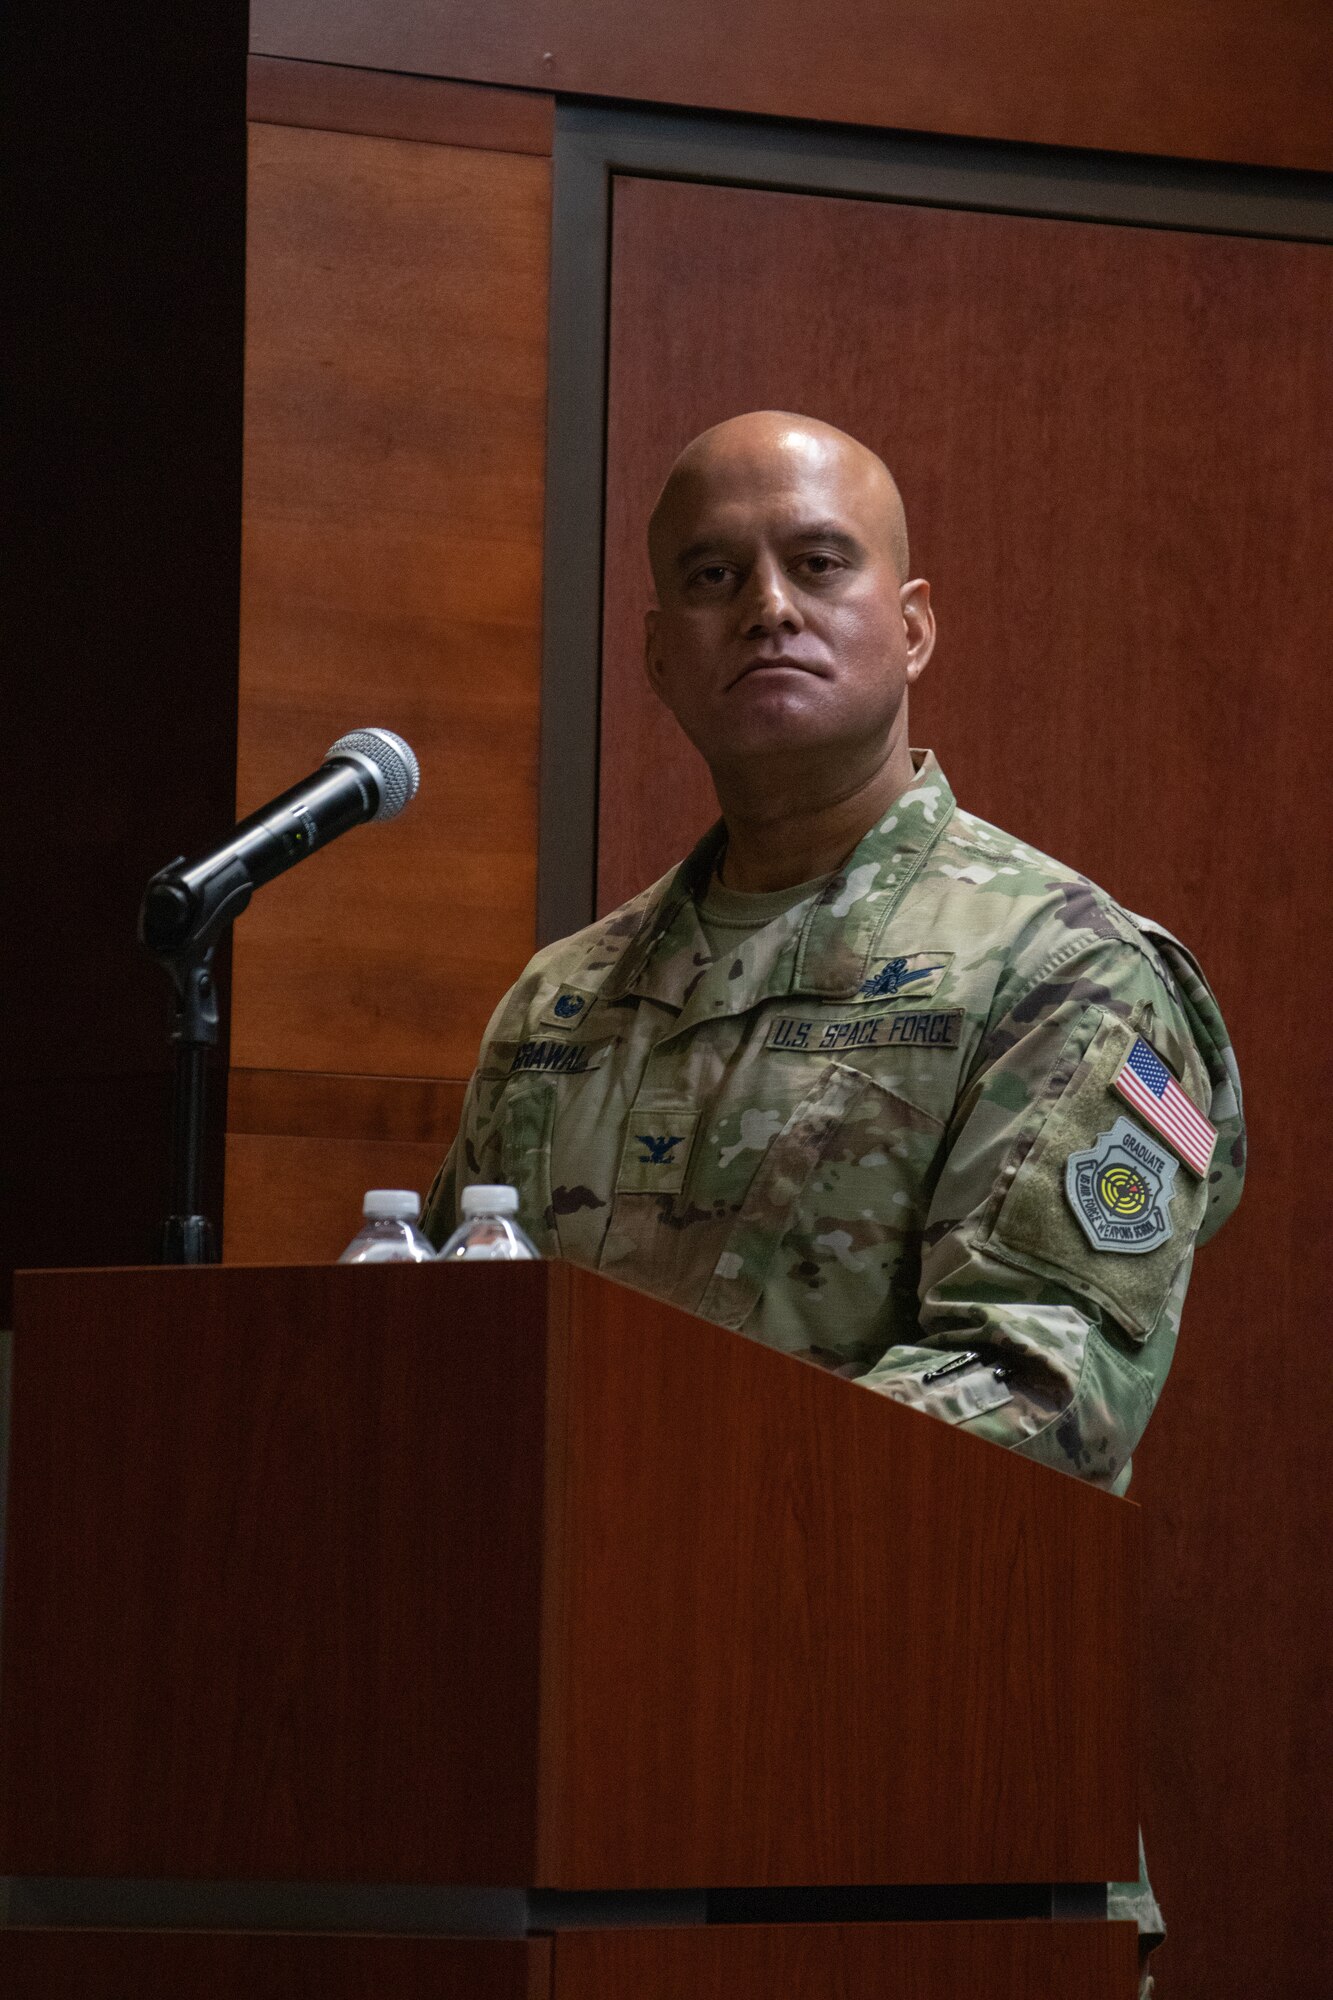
[1065, 1114, 1179, 1255]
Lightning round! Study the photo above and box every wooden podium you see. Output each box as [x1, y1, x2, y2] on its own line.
[0, 1262, 1140, 1995]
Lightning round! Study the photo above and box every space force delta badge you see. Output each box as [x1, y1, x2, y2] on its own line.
[1065, 1115, 1179, 1255]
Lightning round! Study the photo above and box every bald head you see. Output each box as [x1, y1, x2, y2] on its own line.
[648, 412, 910, 588]
[641, 408, 935, 810]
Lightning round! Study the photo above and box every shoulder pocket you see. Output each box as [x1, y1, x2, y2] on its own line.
[982, 1010, 1207, 1340]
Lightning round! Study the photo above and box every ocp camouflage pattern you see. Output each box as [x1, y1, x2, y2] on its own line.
[425, 752, 1244, 1496]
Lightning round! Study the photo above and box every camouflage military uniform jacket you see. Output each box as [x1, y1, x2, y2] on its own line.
[425, 753, 1244, 1493]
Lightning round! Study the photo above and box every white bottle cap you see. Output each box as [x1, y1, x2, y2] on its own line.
[362, 1189, 421, 1220]
[461, 1183, 520, 1216]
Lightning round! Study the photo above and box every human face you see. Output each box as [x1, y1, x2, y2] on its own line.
[644, 438, 933, 782]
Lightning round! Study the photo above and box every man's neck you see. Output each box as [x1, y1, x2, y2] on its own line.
[715, 740, 918, 894]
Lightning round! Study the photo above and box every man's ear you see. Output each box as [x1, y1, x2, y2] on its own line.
[900, 579, 936, 685]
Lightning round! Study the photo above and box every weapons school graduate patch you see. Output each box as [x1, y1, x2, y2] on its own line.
[1065, 1115, 1179, 1254]
[857, 952, 953, 1001]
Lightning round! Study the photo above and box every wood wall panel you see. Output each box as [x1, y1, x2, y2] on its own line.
[553, 1920, 1137, 1998]
[248, 54, 553, 154]
[227, 85, 551, 1260]
[225, 1074, 464, 1258]
[229, 1067, 467, 1141]
[234, 121, 548, 1084]
[598, 174, 1333, 1998]
[224, 1133, 455, 1261]
[251, 0, 1333, 173]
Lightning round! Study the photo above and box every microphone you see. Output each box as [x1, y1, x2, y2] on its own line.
[140, 727, 420, 958]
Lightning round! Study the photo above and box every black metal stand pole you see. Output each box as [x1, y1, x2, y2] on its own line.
[160, 946, 220, 1265]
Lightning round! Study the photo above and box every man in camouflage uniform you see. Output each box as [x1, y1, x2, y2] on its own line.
[424, 412, 1244, 1991]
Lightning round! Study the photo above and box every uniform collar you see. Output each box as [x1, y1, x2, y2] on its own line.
[795, 750, 955, 996]
[603, 752, 956, 1009]
[600, 822, 726, 1006]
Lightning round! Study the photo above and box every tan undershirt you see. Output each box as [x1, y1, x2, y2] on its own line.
[694, 865, 833, 962]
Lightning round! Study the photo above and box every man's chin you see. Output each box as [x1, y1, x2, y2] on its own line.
[701, 718, 874, 775]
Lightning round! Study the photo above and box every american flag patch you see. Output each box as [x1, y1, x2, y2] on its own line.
[1112, 1037, 1216, 1177]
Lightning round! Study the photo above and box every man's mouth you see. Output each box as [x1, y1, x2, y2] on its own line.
[729, 655, 822, 689]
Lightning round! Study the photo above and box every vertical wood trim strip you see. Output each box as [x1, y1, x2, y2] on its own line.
[536, 126, 612, 942]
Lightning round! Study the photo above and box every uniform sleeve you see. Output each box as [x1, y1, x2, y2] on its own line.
[416, 968, 540, 1248]
[420, 980, 521, 1249]
[420, 1087, 472, 1249]
[854, 943, 1218, 1491]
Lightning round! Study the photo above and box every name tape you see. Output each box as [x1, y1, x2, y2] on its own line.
[765, 1009, 962, 1054]
[510, 1038, 607, 1076]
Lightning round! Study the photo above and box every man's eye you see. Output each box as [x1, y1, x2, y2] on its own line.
[690, 564, 731, 587]
[797, 553, 842, 576]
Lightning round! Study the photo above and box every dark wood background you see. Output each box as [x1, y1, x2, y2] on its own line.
[249, 0, 1333, 172]
[8, 8, 1330, 1996]
[598, 173, 1333, 1999]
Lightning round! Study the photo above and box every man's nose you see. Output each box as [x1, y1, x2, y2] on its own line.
[739, 558, 803, 636]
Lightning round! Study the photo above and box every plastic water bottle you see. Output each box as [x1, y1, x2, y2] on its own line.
[437, 1184, 538, 1261]
[338, 1189, 437, 1263]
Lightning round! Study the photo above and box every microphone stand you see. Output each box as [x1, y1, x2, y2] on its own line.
[135, 733, 415, 1265]
[140, 856, 253, 1266]
[160, 945, 221, 1264]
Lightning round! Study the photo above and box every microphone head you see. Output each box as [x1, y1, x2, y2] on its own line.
[325, 727, 421, 822]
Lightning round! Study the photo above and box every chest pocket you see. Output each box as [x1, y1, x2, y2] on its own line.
[696, 1061, 944, 1332]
